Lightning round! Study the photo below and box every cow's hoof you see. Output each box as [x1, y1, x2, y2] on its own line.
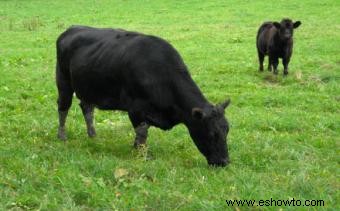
[58, 134, 67, 141]
[134, 142, 147, 149]
[88, 128, 96, 138]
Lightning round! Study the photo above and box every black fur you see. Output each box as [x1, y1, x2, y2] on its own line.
[256, 19, 301, 75]
[56, 26, 231, 166]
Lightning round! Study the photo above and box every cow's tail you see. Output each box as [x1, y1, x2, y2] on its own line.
[55, 33, 71, 80]
[56, 31, 73, 95]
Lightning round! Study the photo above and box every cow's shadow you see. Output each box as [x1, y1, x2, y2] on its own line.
[257, 70, 301, 86]
[50, 126, 210, 169]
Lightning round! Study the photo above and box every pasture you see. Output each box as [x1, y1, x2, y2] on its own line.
[0, 0, 339, 210]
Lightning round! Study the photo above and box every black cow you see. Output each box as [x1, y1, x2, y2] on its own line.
[56, 26, 231, 166]
[256, 18, 301, 75]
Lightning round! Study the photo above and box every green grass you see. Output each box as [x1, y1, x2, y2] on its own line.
[0, 0, 339, 210]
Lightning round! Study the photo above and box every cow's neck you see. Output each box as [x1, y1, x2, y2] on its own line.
[173, 74, 211, 123]
[273, 33, 282, 46]
[273, 33, 291, 47]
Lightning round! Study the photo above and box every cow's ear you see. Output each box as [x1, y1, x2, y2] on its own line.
[273, 22, 281, 29]
[192, 108, 205, 120]
[293, 21, 301, 28]
[220, 99, 231, 110]
[216, 99, 231, 113]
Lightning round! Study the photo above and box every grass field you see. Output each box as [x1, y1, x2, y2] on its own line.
[0, 0, 339, 210]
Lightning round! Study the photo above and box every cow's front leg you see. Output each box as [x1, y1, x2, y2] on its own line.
[271, 57, 279, 75]
[128, 101, 150, 148]
[80, 102, 96, 137]
[133, 122, 150, 148]
[282, 57, 290, 76]
[267, 57, 272, 72]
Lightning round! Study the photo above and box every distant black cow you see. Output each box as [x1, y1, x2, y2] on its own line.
[256, 19, 301, 75]
[56, 26, 231, 166]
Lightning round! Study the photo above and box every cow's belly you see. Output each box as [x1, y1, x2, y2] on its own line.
[76, 93, 124, 110]
[73, 82, 128, 111]
[93, 97, 123, 110]
[143, 106, 180, 130]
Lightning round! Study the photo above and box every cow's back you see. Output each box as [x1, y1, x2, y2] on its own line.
[56, 26, 189, 111]
[56, 26, 139, 72]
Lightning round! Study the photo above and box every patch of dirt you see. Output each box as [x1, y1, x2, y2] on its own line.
[320, 63, 334, 70]
[263, 74, 280, 83]
[295, 71, 303, 80]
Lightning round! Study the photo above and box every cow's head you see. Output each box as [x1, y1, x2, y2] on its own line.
[273, 19, 301, 41]
[188, 99, 231, 167]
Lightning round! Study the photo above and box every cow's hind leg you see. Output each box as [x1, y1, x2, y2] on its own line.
[272, 57, 279, 75]
[80, 102, 96, 137]
[258, 51, 265, 71]
[128, 112, 150, 148]
[267, 57, 272, 72]
[56, 71, 73, 140]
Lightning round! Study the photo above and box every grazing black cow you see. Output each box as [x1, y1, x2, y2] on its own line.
[256, 18, 301, 75]
[56, 26, 231, 166]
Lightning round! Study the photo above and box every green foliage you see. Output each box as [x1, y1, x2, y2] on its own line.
[0, 0, 339, 210]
